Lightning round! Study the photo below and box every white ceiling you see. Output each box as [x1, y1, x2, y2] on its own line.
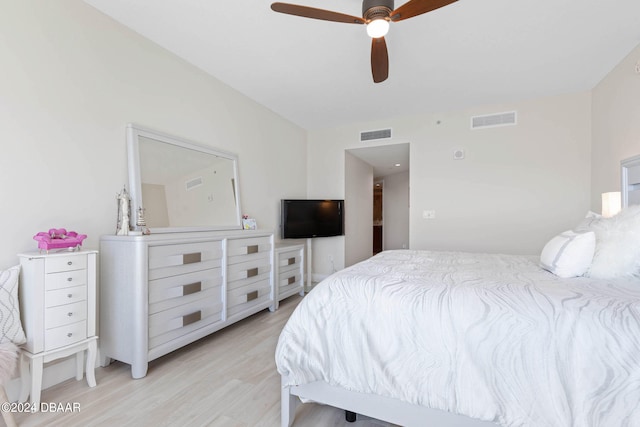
[84, 0, 640, 131]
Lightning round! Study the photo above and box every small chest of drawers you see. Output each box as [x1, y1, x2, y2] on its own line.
[18, 250, 98, 409]
[274, 243, 305, 309]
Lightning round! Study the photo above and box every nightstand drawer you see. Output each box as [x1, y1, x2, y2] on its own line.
[45, 285, 87, 308]
[278, 273, 302, 289]
[45, 255, 87, 274]
[45, 301, 87, 329]
[149, 241, 223, 280]
[44, 320, 87, 351]
[45, 269, 87, 290]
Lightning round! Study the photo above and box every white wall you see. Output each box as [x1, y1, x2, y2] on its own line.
[591, 43, 640, 210]
[345, 151, 373, 267]
[308, 91, 592, 274]
[0, 0, 307, 269]
[382, 171, 410, 250]
[0, 0, 306, 395]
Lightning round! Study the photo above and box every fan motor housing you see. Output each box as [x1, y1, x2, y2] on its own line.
[363, 0, 394, 17]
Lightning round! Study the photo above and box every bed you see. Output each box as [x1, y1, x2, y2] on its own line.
[275, 229, 640, 426]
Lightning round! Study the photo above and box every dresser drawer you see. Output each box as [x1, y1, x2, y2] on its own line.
[45, 301, 87, 329]
[277, 252, 302, 269]
[45, 255, 87, 274]
[227, 279, 272, 317]
[148, 293, 224, 349]
[227, 257, 271, 285]
[45, 269, 87, 291]
[227, 236, 272, 263]
[45, 285, 87, 308]
[149, 241, 223, 280]
[149, 268, 223, 314]
[44, 320, 87, 351]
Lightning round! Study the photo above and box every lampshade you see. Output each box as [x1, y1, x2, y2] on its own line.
[601, 191, 621, 218]
[366, 19, 389, 38]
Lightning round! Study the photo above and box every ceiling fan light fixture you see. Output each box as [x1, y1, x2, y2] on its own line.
[366, 19, 389, 38]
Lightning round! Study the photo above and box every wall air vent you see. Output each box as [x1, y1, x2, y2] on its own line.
[360, 128, 392, 142]
[471, 111, 517, 129]
[185, 176, 203, 191]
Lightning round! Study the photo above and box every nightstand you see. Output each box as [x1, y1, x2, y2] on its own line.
[274, 243, 305, 309]
[17, 250, 98, 409]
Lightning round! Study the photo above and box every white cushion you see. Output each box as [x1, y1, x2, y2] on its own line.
[587, 205, 640, 279]
[0, 265, 26, 345]
[540, 230, 596, 278]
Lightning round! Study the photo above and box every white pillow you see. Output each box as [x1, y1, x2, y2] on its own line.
[540, 230, 596, 278]
[587, 205, 640, 278]
[574, 210, 603, 232]
[0, 265, 27, 345]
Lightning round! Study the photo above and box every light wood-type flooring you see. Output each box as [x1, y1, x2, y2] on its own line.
[13, 295, 394, 427]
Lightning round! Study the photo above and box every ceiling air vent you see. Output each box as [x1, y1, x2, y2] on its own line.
[360, 128, 392, 142]
[471, 111, 517, 130]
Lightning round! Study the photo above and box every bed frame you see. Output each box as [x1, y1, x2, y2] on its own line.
[281, 375, 498, 427]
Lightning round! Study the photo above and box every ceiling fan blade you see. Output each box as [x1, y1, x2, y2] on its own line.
[390, 0, 457, 22]
[371, 37, 389, 83]
[271, 3, 365, 24]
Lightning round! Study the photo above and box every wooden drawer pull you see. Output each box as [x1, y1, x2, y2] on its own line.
[183, 253, 202, 264]
[182, 311, 201, 327]
[247, 267, 258, 278]
[287, 257, 295, 266]
[247, 245, 259, 254]
[246, 290, 258, 302]
[287, 276, 296, 285]
[182, 282, 202, 296]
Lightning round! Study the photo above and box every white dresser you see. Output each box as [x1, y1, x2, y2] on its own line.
[18, 250, 98, 407]
[99, 230, 274, 379]
[274, 243, 305, 309]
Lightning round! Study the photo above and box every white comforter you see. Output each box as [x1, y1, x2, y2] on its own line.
[275, 250, 640, 427]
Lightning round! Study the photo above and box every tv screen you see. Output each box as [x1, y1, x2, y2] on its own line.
[281, 199, 344, 239]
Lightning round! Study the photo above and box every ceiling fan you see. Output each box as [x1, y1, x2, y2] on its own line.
[271, 0, 458, 83]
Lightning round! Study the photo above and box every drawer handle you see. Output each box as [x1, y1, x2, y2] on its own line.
[247, 290, 258, 302]
[247, 267, 258, 278]
[182, 311, 201, 327]
[247, 245, 259, 254]
[67, 261, 73, 266]
[67, 333, 73, 338]
[287, 257, 295, 266]
[67, 277, 73, 282]
[287, 276, 296, 285]
[183, 282, 202, 296]
[67, 312, 73, 317]
[183, 253, 202, 265]
[67, 294, 73, 298]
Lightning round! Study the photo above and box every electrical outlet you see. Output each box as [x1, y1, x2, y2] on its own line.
[422, 210, 436, 219]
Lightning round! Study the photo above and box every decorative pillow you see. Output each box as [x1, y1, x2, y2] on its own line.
[540, 230, 596, 278]
[587, 205, 640, 278]
[0, 265, 26, 345]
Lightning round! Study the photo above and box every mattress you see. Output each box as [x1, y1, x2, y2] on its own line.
[275, 250, 640, 427]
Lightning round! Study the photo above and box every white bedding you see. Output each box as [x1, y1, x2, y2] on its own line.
[275, 250, 640, 427]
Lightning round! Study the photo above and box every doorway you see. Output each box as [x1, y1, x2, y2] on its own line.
[373, 180, 383, 254]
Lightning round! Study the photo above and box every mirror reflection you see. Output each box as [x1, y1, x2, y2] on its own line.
[128, 124, 242, 232]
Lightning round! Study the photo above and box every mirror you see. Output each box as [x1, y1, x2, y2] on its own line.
[127, 124, 242, 232]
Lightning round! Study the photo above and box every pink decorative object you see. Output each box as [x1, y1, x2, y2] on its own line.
[33, 228, 87, 252]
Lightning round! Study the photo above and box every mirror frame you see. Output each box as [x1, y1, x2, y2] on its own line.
[126, 123, 243, 233]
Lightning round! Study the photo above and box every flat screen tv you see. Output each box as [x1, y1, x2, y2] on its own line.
[281, 199, 344, 239]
